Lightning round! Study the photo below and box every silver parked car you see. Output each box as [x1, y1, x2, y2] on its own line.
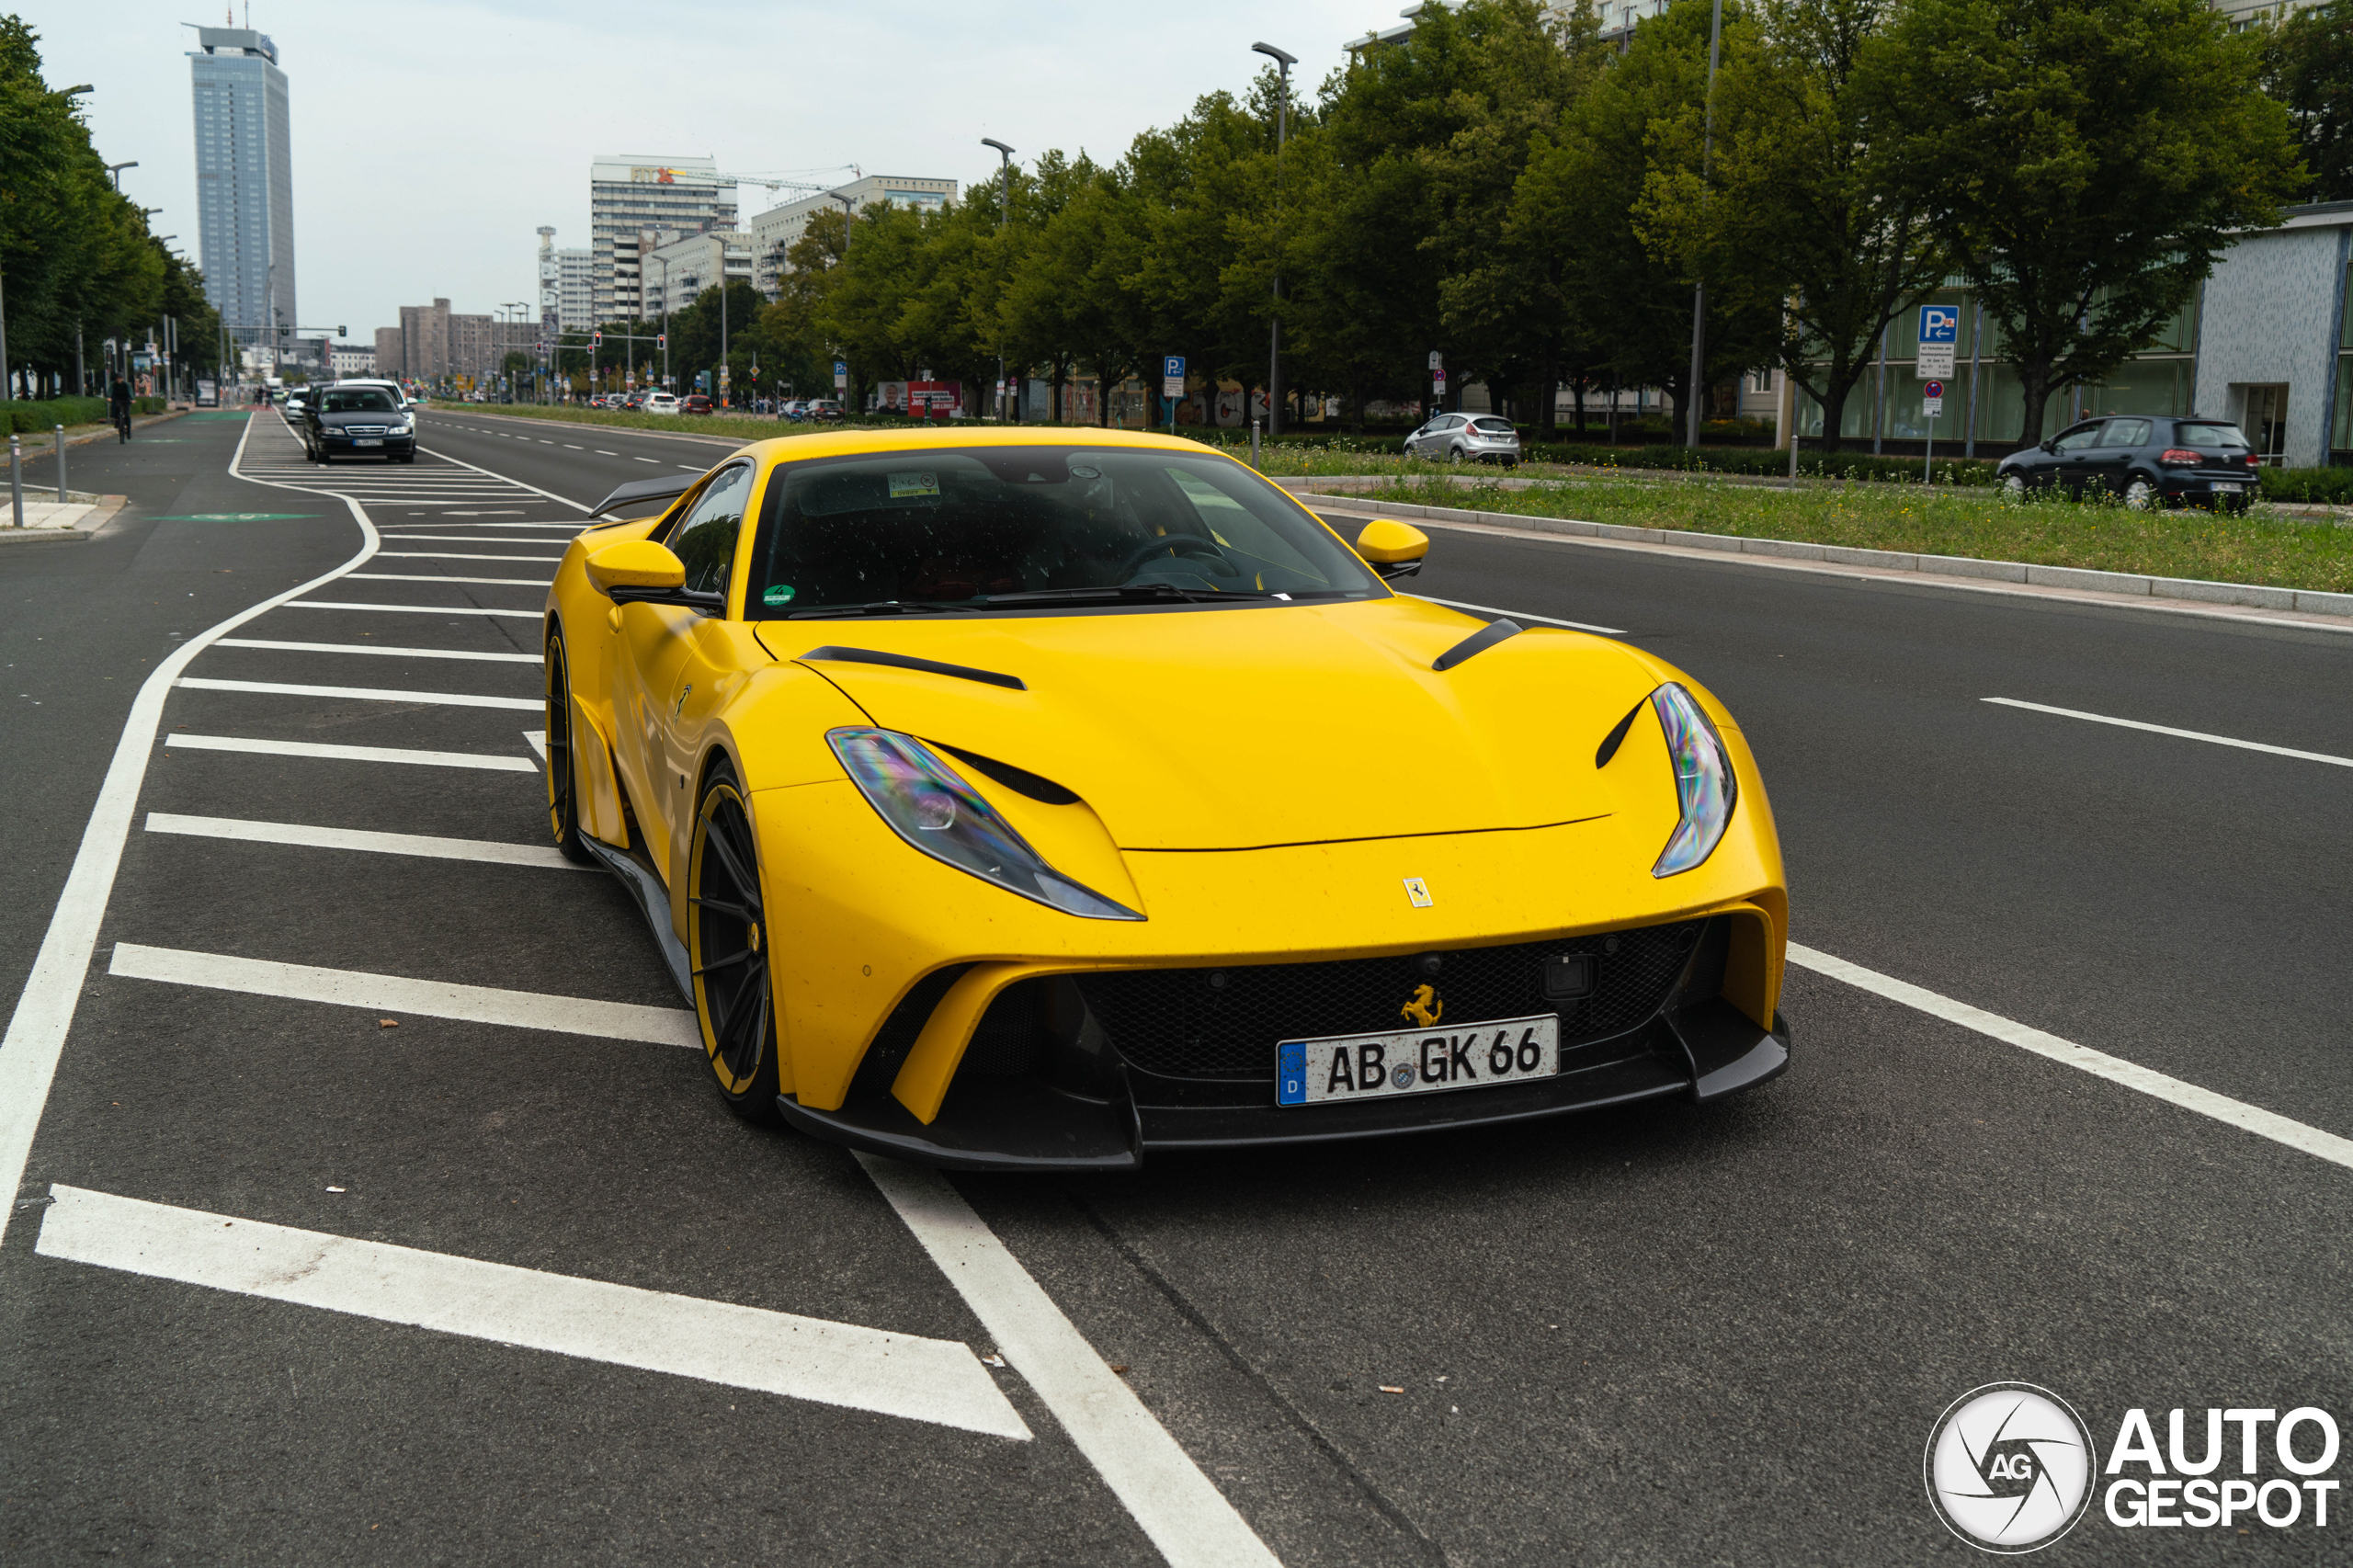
[1404, 413, 1520, 466]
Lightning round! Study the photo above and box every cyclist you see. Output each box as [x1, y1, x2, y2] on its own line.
[109, 376, 133, 442]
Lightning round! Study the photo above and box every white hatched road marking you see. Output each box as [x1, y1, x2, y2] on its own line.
[861, 1157, 1282, 1567]
[145, 812, 583, 870]
[36, 1186, 1029, 1441]
[377, 535, 577, 543]
[290, 601, 542, 618]
[176, 676, 540, 711]
[108, 942, 699, 1048]
[216, 638, 540, 664]
[162, 733, 538, 771]
[1984, 697, 2353, 769]
[377, 551, 565, 562]
[1786, 943, 2353, 1172]
[349, 574, 551, 587]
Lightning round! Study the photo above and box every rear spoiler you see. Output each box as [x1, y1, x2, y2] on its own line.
[589, 471, 699, 518]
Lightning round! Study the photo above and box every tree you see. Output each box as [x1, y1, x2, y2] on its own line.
[1886, 0, 2303, 443]
[2262, 0, 2352, 203]
[1516, 0, 1777, 441]
[1637, 0, 1948, 453]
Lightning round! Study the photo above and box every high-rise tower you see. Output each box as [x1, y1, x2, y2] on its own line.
[189, 27, 295, 359]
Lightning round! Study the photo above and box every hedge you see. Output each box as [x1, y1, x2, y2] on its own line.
[2259, 466, 2353, 506]
[4, 396, 106, 433]
[1518, 441, 2000, 486]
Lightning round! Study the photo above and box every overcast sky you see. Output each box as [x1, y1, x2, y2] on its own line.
[35, 0, 1390, 344]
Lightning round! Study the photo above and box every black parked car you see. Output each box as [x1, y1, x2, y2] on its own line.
[1995, 415, 2259, 511]
[303, 385, 416, 464]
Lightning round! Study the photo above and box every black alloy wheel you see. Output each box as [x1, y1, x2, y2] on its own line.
[543, 634, 597, 865]
[690, 765, 784, 1123]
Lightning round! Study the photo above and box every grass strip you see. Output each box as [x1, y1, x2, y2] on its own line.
[1338, 473, 2353, 596]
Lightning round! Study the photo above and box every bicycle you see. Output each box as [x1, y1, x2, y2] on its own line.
[113, 405, 132, 443]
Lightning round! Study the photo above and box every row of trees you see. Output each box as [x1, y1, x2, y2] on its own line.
[1, 17, 224, 398]
[605, 0, 2336, 452]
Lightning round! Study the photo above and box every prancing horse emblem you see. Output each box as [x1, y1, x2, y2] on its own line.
[1400, 984, 1443, 1028]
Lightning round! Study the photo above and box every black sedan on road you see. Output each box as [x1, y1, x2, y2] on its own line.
[302, 386, 417, 464]
[1996, 415, 2259, 511]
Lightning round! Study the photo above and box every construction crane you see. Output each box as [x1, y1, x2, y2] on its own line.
[633, 165, 863, 203]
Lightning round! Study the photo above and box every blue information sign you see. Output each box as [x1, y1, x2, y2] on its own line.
[1164, 355, 1185, 379]
[1918, 305, 1959, 344]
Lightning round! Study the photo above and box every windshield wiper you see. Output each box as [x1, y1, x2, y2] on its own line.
[785, 599, 981, 619]
[977, 583, 1287, 608]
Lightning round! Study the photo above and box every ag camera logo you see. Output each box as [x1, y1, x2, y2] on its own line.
[1925, 1383, 2097, 1552]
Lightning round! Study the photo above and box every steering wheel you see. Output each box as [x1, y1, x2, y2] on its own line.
[1117, 533, 1229, 580]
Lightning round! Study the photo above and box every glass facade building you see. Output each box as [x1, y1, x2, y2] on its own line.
[189, 28, 295, 356]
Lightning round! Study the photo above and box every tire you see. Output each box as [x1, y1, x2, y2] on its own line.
[1449, 445, 1466, 464]
[2122, 477, 2157, 511]
[542, 634, 598, 866]
[1998, 472, 2028, 503]
[688, 761, 784, 1123]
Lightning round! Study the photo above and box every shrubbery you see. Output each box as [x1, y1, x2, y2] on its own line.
[3, 397, 108, 433]
[2260, 466, 2353, 506]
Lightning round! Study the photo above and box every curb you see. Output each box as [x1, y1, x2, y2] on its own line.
[1285, 486, 2353, 621]
[0, 492, 125, 546]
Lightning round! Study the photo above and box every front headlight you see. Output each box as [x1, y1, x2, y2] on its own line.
[829, 728, 1143, 921]
[388, 423, 412, 436]
[1649, 682, 1737, 877]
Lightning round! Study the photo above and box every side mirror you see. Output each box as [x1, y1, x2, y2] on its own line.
[585, 539, 721, 612]
[2040, 439, 2056, 454]
[1354, 518, 1430, 581]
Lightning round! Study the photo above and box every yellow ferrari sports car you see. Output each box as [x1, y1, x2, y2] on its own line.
[545, 426, 1788, 1169]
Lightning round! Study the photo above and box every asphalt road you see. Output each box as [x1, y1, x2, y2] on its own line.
[1, 404, 2346, 1563]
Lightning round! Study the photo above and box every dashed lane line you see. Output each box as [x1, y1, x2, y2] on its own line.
[861, 1157, 1282, 1567]
[145, 812, 582, 869]
[1786, 943, 2353, 1174]
[176, 676, 541, 711]
[377, 534, 579, 543]
[216, 638, 540, 664]
[349, 574, 552, 587]
[108, 943, 699, 1048]
[160, 733, 539, 772]
[35, 1186, 1030, 1441]
[1409, 595, 1626, 637]
[1984, 697, 2353, 770]
[634, 457, 659, 463]
[289, 600, 541, 618]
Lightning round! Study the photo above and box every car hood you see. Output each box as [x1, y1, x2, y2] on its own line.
[754, 596, 1665, 851]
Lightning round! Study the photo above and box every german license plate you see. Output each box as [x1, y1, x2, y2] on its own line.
[2211, 481, 2242, 494]
[1278, 1014, 1558, 1107]
[355, 437, 383, 447]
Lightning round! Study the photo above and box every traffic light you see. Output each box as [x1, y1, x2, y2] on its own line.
[592, 332, 602, 347]
[656, 335, 666, 349]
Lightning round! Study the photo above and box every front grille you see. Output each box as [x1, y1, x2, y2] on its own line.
[1078, 921, 1703, 1078]
[341, 425, 389, 437]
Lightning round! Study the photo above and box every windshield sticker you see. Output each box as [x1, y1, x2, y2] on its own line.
[888, 471, 940, 499]
[1069, 464, 1101, 479]
[764, 584, 798, 606]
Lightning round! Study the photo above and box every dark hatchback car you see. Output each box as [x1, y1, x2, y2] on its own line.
[682, 392, 713, 415]
[302, 386, 416, 464]
[1996, 415, 2259, 511]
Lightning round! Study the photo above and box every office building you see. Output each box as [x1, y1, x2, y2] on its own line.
[188, 27, 296, 355]
[558, 246, 594, 332]
[589, 155, 736, 320]
[747, 176, 957, 296]
[376, 299, 537, 386]
[643, 230, 755, 315]
[330, 342, 375, 377]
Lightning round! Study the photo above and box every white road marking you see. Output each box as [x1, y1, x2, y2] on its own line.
[522, 729, 549, 763]
[1983, 697, 2353, 770]
[1790, 943, 2353, 1173]
[859, 1155, 1280, 1568]
[176, 676, 540, 711]
[161, 733, 538, 771]
[350, 574, 551, 587]
[415, 446, 592, 512]
[676, 465, 701, 471]
[1412, 595, 1625, 636]
[595, 450, 619, 456]
[36, 1186, 1029, 1441]
[563, 444, 583, 449]
[109, 943, 700, 1048]
[634, 457, 659, 463]
[0, 415, 381, 1250]
[145, 812, 583, 869]
[377, 551, 563, 562]
[216, 637, 540, 664]
[290, 600, 541, 619]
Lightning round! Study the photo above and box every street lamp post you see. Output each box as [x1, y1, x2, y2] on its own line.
[1685, 0, 1725, 449]
[1253, 42, 1296, 437]
[106, 159, 137, 190]
[982, 139, 1015, 423]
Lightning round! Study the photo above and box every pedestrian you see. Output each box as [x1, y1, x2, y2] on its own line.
[109, 375, 134, 442]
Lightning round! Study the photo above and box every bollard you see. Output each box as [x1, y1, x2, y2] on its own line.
[55, 423, 66, 502]
[1251, 417, 1261, 469]
[9, 434, 23, 528]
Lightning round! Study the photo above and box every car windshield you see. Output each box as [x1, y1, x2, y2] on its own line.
[320, 389, 396, 413]
[2177, 422, 2250, 449]
[747, 446, 1385, 617]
